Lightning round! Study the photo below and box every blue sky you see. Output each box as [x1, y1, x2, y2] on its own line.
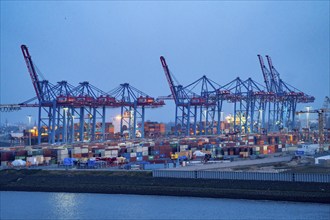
[1, 1, 329, 125]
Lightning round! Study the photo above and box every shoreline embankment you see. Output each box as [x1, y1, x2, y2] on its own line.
[0, 169, 329, 204]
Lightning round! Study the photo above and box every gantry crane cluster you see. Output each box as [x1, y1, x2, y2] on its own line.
[1, 45, 164, 144]
[160, 55, 315, 136]
[0, 45, 317, 143]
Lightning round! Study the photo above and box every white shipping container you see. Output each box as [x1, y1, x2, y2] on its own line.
[180, 147, 187, 152]
[73, 149, 82, 154]
[57, 154, 69, 161]
[130, 148, 136, 153]
[104, 151, 112, 156]
[57, 149, 68, 155]
[36, 156, 44, 164]
[142, 151, 149, 156]
[81, 148, 89, 153]
[130, 152, 137, 157]
[142, 147, 149, 151]
[44, 157, 51, 162]
[27, 157, 37, 165]
[150, 142, 155, 146]
[136, 147, 143, 152]
[57, 152, 69, 157]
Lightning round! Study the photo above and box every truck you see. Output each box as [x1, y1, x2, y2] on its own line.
[295, 144, 319, 156]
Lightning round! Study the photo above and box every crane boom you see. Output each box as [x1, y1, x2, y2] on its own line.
[21, 45, 43, 101]
[160, 56, 178, 104]
[257, 55, 271, 92]
[266, 55, 281, 92]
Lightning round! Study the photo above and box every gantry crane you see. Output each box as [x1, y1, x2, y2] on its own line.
[258, 54, 277, 131]
[214, 77, 267, 134]
[258, 54, 315, 132]
[181, 75, 218, 135]
[296, 109, 327, 144]
[160, 56, 198, 136]
[160, 56, 218, 136]
[108, 83, 164, 139]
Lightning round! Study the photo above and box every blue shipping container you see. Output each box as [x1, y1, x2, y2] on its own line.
[123, 153, 130, 158]
[295, 150, 304, 156]
[143, 163, 165, 170]
[152, 150, 160, 155]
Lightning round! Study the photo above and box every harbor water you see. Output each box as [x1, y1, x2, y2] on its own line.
[1, 191, 329, 220]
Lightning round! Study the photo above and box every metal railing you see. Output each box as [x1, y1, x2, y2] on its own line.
[152, 170, 330, 183]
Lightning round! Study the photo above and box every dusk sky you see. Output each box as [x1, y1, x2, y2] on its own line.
[1, 1, 329, 125]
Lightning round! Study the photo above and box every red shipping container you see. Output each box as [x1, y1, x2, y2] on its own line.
[43, 149, 52, 157]
[1, 151, 15, 161]
[15, 150, 27, 156]
[81, 153, 89, 158]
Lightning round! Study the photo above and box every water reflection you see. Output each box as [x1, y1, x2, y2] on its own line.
[50, 193, 81, 219]
[1, 192, 329, 220]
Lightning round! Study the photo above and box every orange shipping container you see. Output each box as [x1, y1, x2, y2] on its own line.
[72, 153, 82, 158]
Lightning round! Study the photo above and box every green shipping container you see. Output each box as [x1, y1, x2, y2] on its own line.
[148, 156, 154, 160]
[15, 156, 26, 160]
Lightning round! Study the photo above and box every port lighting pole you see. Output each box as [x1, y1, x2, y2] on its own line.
[71, 115, 75, 143]
[63, 108, 68, 143]
[27, 115, 32, 146]
[306, 106, 311, 142]
[306, 106, 311, 129]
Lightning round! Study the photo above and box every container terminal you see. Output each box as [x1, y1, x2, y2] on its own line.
[0, 45, 330, 173]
